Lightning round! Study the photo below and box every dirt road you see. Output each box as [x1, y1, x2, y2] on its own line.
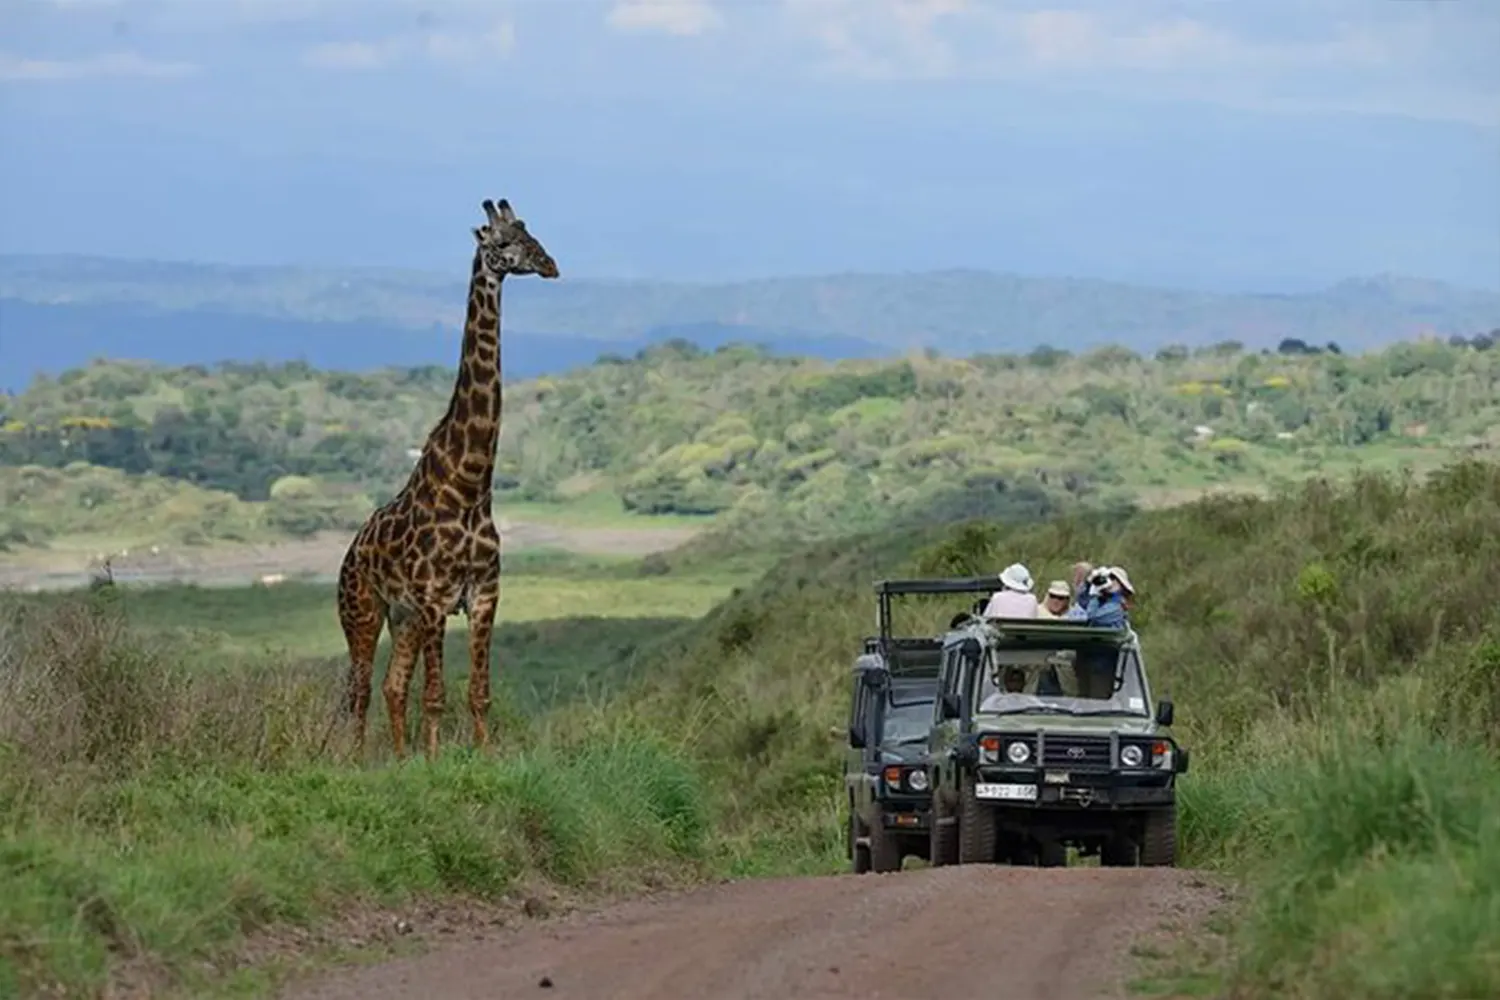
[280, 867, 1220, 1000]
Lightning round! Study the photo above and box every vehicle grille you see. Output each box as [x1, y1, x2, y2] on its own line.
[1041, 734, 1111, 771]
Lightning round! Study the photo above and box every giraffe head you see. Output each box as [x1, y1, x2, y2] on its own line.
[472, 198, 559, 280]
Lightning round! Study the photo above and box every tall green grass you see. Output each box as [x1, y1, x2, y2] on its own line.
[0, 597, 709, 999]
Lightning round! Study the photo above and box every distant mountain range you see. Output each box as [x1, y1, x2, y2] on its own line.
[3, 253, 1497, 386]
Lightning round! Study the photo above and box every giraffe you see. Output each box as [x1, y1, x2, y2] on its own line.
[337, 197, 559, 760]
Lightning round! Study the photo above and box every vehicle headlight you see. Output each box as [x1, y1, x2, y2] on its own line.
[1006, 740, 1032, 765]
[906, 769, 929, 792]
[1120, 744, 1144, 768]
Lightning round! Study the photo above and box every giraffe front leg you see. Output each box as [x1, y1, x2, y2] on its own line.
[419, 617, 448, 762]
[382, 619, 423, 759]
[466, 584, 499, 752]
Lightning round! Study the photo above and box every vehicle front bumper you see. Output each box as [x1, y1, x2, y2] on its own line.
[975, 768, 1175, 810]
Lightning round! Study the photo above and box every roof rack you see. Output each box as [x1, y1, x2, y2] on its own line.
[874, 576, 1003, 597]
[872, 575, 1002, 654]
[959, 617, 1134, 646]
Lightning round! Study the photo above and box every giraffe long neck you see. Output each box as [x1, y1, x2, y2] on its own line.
[412, 253, 504, 504]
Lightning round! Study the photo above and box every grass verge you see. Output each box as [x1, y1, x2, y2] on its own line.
[0, 597, 709, 999]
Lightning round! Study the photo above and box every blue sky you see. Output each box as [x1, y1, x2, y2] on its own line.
[2, 0, 1497, 290]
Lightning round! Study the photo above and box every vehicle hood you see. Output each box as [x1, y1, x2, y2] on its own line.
[973, 714, 1158, 738]
[877, 742, 929, 764]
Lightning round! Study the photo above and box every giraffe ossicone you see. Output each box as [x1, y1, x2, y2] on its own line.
[336, 197, 559, 760]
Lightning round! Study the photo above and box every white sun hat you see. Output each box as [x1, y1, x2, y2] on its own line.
[998, 563, 1034, 593]
[1107, 566, 1135, 595]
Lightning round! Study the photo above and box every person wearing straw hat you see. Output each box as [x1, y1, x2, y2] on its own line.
[1036, 579, 1072, 619]
[982, 562, 1039, 618]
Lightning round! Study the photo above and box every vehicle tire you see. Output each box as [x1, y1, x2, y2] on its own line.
[958, 778, 997, 865]
[1140, 804, 1177, 867]
[869, 817, 902, 873]
[1100, 834, 1137, 867]
[850, 810, 872, 874]
[929, 794, 958, 867]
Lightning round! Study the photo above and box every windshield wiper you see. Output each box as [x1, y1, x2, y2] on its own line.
[994, 705, 1082, 716]
[1074, 709, 1147, 718]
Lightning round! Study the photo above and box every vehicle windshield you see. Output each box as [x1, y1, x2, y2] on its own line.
[972, 645, 1148, 718]
[881, 698, 935, 744]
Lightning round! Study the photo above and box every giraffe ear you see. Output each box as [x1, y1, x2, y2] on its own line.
[472, 227, 484, 243]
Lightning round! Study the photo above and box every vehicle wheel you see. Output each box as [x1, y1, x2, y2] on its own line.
[929, 794, 958, 867]
[1140, 804, 1177, 867]
[1036, 838, 1067, 868]
[869, 818, 902, 873]
[850, 810, 872, 874]
[958, 778, 997, 865]
[1100, 834, 1138, 867]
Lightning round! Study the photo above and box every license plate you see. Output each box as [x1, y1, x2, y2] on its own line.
[975, 782, 1038, 801]
[1044, 771, 1071, 785]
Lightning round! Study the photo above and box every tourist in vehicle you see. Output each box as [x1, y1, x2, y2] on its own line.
[1070, 560, 1094, 609]
[1036, 580, 1071, 619]
[1065, 565, 1134, 628]
[979, 665, 1030, 711]
[982, 563, 1038, 618]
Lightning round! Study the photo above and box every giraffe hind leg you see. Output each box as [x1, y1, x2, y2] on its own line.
[382, 616, 425, 760]
[337, 562, 386, 759]
[466, 584, 499, 751]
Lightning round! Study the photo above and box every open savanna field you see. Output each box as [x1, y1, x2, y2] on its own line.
[3, 459, 1499, 999]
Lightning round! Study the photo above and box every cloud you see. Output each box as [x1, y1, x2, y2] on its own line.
[777, 0, 1498, 126]
[302, 19, 516, 71]
[0, 51, 197, 80]
[781, 0, 968, 78]
[607, 1, 723, 38]
[1005, 7, 1387, 73]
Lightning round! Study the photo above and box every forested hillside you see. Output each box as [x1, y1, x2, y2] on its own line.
[3, 333, 1497, 554]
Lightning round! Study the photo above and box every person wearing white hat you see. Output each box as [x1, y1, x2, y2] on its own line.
[1065, 564, 1134, 628]
[982, 562, 1039, 619]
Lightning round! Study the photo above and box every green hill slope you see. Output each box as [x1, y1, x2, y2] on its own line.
[619, 460, 1500, 997]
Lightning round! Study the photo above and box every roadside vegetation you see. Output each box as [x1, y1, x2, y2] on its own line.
[3, 460, 1498, 998]
[4, 336, 1496, 555]
[607, 458, 1500, 997]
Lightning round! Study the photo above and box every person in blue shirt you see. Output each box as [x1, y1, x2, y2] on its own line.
[1066, 565, 1135, 629]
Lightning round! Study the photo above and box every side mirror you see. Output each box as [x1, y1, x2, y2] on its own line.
[848, 724, 866, 749]
[941, 694, 961, 720]
[1155, 699, 1175, 727]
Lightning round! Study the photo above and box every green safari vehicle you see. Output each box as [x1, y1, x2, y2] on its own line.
[923, 608, 1190, 868]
